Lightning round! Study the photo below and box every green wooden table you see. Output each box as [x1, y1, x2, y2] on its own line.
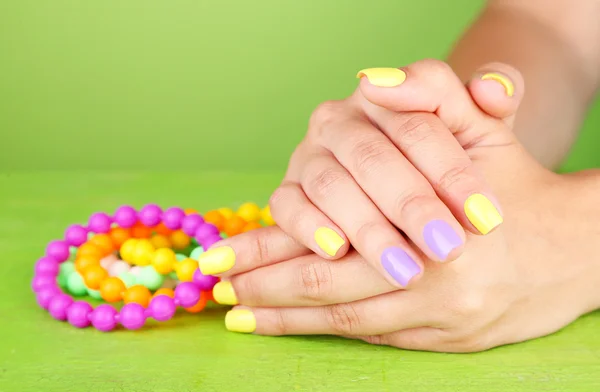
[1, 171, 599, 392]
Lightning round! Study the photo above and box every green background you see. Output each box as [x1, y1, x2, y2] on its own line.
[1, 1, 599, 391]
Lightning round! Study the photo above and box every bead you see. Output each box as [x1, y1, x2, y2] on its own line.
[153, 288, 175, 298]
[100, 254, 118, 269]
[149, 295, 176, 321]
[131, 239, 155, 266]
[242, 221, 262, 233]
[46, 240, 70, 262]
[175, 258, 198, 282]
[223, 216, 247, 237]
[217, 207, 235, 219]
[139, 204, 162, 227]
[118, 272, 136, 288]
[89, 233, 115, 254]
[123, 285, 152, 307]
[175, 282, 201, 307]
[202, 235, 223, 250]
[36, 285, 60, 309]
[237, 202, 261, 222]
[175, 253, 187, 261]
[154, 222, 172, 236]
[77, 243, 103, 259]
[65, 225, 89, 246]
[32, 275, 56, 292]
[261, 205, 275, 226]
[91, 304, 117, 332]
[35, 257, 60, 276]
[163, 207, 185, 230]
[48, 294, 73, 321]
[190, 246, 204, 260]
[206, 290, 215, 302]
[204, 210, 225, 231]
[108, 260, 130, 277]
[119, 238, 138, 262]
[181, 214, 204, 236]
[169, 230, 190, 250]
[67, 301, 93, 328]
[185, 290, 208, 313]
[192, 269, 219, 291]
[120, 303, 146, 330]
[100, 277, 126, 302]
[58, 262, 75, 288]
[88, 212, 112, 233]
[75, 254, 100, 273]
[150, 234, 171, 249]
[194, 223, 219, 242]
[109, 227, 131, 248]
[87, 288, 102, 300]
[184, 208, 198, 214]
[114, 205, 137, 228]
[131, 222, 153, 239]
[129, 266, 142, 276]
[82, 265, 108, 290]
[152, 248, 177, 274]
[66, 272, 88, 297]
[137, 266, 165, 291]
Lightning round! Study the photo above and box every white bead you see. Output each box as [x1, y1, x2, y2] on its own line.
[108, 260, 130, 276]
[100, 254, 118, 269]
[129, 266, 142, 276]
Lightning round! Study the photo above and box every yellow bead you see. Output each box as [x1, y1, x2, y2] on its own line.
[152, 248, 177, 274]
[132, 239, 155, 266]
[261, 205, 275, 226]
[175, 258, 198, 282]
[217, 207, 235, 219]
[170, 230, 190, 250]
[237, 202, 261, 222]
[120, 238, 138, 262]
[150, 234, 171, 249]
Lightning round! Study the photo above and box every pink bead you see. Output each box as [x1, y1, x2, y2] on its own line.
[139, 204, 162, 227]
[194, 223, 220, 242]
[32, 275, 57, 292]
[67, 301, 93, 328]
[162, 207, 185, 230]
[192, 269, 219, 291]
[181, 214, 204, 236]
[36, 286, 61, 309]
[35, 257, 60, 276]
[88, 212, 112, 233]
[65, 224, 88, 246]
[174, 282, 201, 307]
[45, 240, 70, 262]
[48, 294, 73, 321]
[201, 235, 222, 250]
[149, 295, 176, 322]
[114, 205, 137, 228]
[119, 303, 146, 330]
[91, 304, 118, 332]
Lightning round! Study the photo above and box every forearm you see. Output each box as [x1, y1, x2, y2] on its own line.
[447, 0, 600, 169]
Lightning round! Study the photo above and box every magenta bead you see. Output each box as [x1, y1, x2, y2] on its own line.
[174, 282, 201, 307]
[192, 269, 219, 291]
[119, 303, 146, 330]
[45, 240, 70, 262]
[35, 257, 60, 276]
[67, 301, 93, 328]
[36, 286, 61, 309]
[48, 294, 73, 321]
[201, 235, 222, 250]
[88, 212, 112, 233]
[194, 223, 220, 242]
[139, 204, 162, 227]
[91, 304, 118, 332]
[65, 224, 88, 246]
[149, 295, 176, 322]
[181, 214, 204, 236]
[163, 207, 185, 230]
[114, 205, 137, 228]
[32, 275, 57, 292]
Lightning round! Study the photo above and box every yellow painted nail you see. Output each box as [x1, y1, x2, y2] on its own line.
[464, 194, 503, 235]
[225, 309, 256, 333]
[213, 281, 238, 305]
[197, 246, 235, 275]
[481, 73, 514, 97]
[314, 227, 345, 256]
[356, 68, 406, 87]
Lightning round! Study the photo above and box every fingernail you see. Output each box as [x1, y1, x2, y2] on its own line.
[481, 73, 514, 97]
[225, 309, 256, 333]
[356, 68, 407, 87]
[197, 246, 235, 275]
[213, 281, 238, 305]
[423, 220, 463, 261]
[464, 194, 503, 235]
[314, 227, 345, 257]
[380, 247, 421, 286]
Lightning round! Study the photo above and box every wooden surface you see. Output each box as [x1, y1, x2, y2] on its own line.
[1, 171, 599, 392]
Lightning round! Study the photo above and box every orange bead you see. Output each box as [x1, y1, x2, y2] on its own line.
[100, 277, 126, 302]
[204, 210, 225, 231]
[242, 221, 262, 233]
[175, 258, 198, 282]
[153, 288, 175, 299]
[131, 222, 153, 239]
[75, 254, 100, 272]
[150, 234, 172, 249]
[123, 285, 151, 307]
[89, 233, 115, 254]
[205, 290, 215, 302]
[224, 216, 247, 237]
[77, 243, 103, 259]
[184, 208, 198, 215]
[170, 230, 190, 250]
[151, 248, 177, 274]
[154, 222, 172, 236]
[109, 227, 131, 248]
[82, 265, 108, 290]
[185, 291, 208, 313]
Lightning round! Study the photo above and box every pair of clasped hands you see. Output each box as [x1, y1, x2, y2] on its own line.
[196, 60, 594, 352]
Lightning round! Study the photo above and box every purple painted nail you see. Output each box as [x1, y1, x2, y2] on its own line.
[423, 220, 463, 261]
[380, 247, 421, 286]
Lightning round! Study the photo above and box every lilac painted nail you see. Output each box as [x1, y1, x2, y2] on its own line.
[423, 220, 463, 261]
[380, 247, 421, 286]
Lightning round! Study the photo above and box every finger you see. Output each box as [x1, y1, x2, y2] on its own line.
[298, 151, 424, 288]
[342, 327, 443, 351]
[312, 115, 466, 262]
[196, 225, 310, 277]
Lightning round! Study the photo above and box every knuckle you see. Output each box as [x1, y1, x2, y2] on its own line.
[231, 275, 262, 306]
[309, 100, 343, 139]
[418, 59, 454, 82]
[351, 138, 394, 176]
[448, 291, 486, 320]
[353, 220, 385, 248]
[249, 230, 271, 264]
[298, 261, 333, 302]
[394, 191, 436, 222]
[434, 162, 474, 191]
[268, 185, 289, 210]
[325, 303, 362, 335]
[393, 113, 438, 150]
[305, 165, 350, 200]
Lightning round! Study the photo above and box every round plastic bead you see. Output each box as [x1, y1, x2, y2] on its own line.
[82, 265, 108, 290]
[261, 205, 275, 226]
[100, 254, 118, 269]
[139, 204, 162, 227]
[149, 295, 176, 321]
[65, 225, 89, 246]
[87, 288, 102, 299]
[242, 221, 262, 233]
[35, 256, 60, 276]
[174, 282, 201, 307]
[88, 212, 112, 233]
[123, 285, 152, 307]
[184, 208, 198, 214]
[58, 262, 75, 287]
[67, 301, 93, 328]
[154, 222, 172, 236]
[120, 303, 146, 330]
[108, 260, 130, 277]
[77, 243, 103, 259]
[169, 230, 190, 250]
[184, 291, 209, 313]
[202, 235, 222, 250]
[152, 248, 177, 274]
[114, 205, 137, 228]
[119, 238, 137, 261]
[163, 207, 185, 230]
[118, 272, 136, 288]
[192, 269, 219, 291]
[37, 285, 60, 309]
[224, 216, 247, 237]
[175, 258, 198, 282]
[48, 294, 73, 321]
[46, 240, 70, 262]
[194, 223, 219, 241]
[131, 239, 155, 266]
[91, 304, 118, 332]
[99, 277, 126, 302]
[32, 275, 56, 292]
[109, 227, 131, 248]
[75, 254, 100, 273]
[150, 234, 171, 249]
[153, 288, 175, 298]
[89, 233, 114, 254]
[175, 253, 187, 261]
[131, 223, 153, 239]
[181, 214, 204, 236]
[137, 266, 164, 290]
[190, 246, 204, 260]
[217, 207, 235, 220]
[66, 272, 88, 297]
[203, 210, 225, 231]
[129, 266, 142, 276]
[237, 202, 261, 222]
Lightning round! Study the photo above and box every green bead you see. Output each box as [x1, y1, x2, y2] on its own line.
[58, 262, 76, 288]
[66, 272, 87, 297]
[87, 288, 102, 299]
[137, 266, 165, 290]
[69, 246, 77, 260]
[175, 253, 187, 261]
[118, 272, 136, 288]
[169, 272, 178, 280]
[190, 246, 204, 260]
